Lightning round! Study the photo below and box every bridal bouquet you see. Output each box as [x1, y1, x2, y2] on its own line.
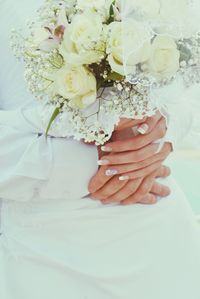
[11, 0, 200, 144]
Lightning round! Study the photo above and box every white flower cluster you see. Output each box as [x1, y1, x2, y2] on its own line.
[11, 0, 200, 144]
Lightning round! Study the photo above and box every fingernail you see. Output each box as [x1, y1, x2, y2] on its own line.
[137, 124, 149, 135]
[101, 146, 112, 152]
[105, 169, 118, 176]
[98, 159, 109, 166]
[132, 127, 140, 136]
[119, 175, 129, 181]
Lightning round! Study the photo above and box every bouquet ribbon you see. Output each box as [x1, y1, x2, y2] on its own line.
[0, 107, 53, 181]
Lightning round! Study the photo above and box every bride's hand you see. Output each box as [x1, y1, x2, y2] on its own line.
[91, 116, 171, 183]
[88, 143, 171, 205]
[88, 113, 172, 205]
[89, 165, 171, 205]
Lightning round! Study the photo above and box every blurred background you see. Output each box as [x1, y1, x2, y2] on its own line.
[167, 147, 200, 221]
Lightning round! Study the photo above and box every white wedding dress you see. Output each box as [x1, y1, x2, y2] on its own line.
[1, 1, 200, 298]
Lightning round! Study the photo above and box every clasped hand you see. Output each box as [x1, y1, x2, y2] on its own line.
[88, 112, 172, 205]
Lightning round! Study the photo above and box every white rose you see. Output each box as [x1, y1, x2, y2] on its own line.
[106, 22, 124, 75]
[107, 21, 151, 75]
[146, 36, 180, 79]
[59, 13, 105, 65]
[52, 65, 97, 108]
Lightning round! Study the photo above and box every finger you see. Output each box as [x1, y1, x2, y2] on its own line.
[103, 144, 171, 177]
[118, 161, 163, 181]
[99, 143, 160, 166]
[155, 165, 171, 178]
[151, 182, 171, 197]
[91, 176, 128, 200]
[120, 176, 155, 205]
[89, 142, 171, 194]
[159, 142, 172, 157]
[137, 111, 162, 135]
[101, 178, 142, 204]
[102, 117, 167, 153]
[138, 194, 157, 205]
[88, 166, 112, 193]
[115, 118, 146, 131]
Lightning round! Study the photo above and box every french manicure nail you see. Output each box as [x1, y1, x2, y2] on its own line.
[98, 159, 109, 166]
[105, 169, 118, 176]
[119, 175, 129, 181]
[132, 126, 140, 136]
[137, 124, 149, 135]
[101, 146, 112, 152]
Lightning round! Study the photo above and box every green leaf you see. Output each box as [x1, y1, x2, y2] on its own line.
[178, 44, 192, 63]
[97, 78, 105, 90]
[107, 0, 116, 24]
[45, 107, 60, 137]
[107, 71, 124, 81]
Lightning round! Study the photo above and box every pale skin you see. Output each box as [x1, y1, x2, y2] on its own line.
[88, 111, 172, 206]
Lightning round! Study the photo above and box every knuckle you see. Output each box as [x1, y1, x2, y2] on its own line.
[101, 199, 110, 205]
[138, 138, 146, 148]
[162, 166, 171, 177]
[123, 199, 137, 205]
[147, 118, 156, 129]
[142, 195, 156, 204]
[160, 168, 166, 177]
[100, 191, 110, 199]
[162, 166, 168, 176]
[159, 126, 165, 138]
[126, 182, 137, 194]
[113, 192, 127, 202]
[88, 177, 100, 193]
[112, 179, 120, 189]
[158, 123, 166, 138]
[110, 178, 125, 191]
[161, 185, 171, 196]
[166, 167, 171, 176]
[156, 184, 163, 194]
[131, 140, 138, 150]
[149, 196, 157, 204]
[110, 195, 120, 202]
[138, 160, 147, 168]
[159, 151, 167, 160]
[139, 181, 150, 195]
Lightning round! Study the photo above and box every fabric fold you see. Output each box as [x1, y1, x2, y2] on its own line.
[0, 105, 55, 201]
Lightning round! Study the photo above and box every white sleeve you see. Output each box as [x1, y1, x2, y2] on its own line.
[0, 106, 53, 201]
